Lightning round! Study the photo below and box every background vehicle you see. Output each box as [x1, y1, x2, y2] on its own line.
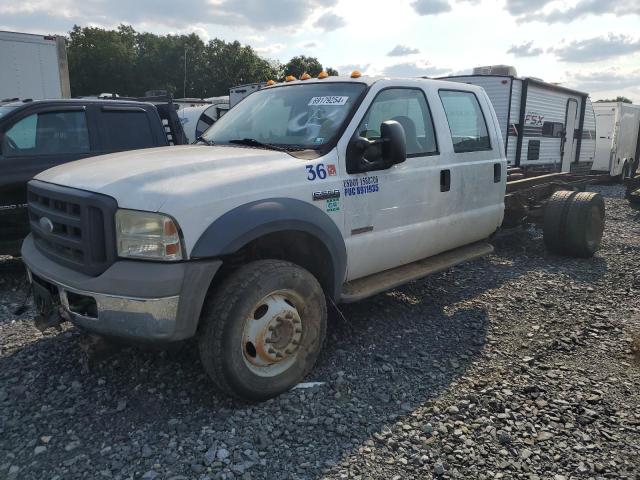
[179, 101, 230, 143]
[441, 65, 596, 175]
[0, 31, 71, 100]
[592, 102, 640, 179]
[229, 82, 266, 108]
[20, 74, 605, 401]
[0, 96, 187, 255]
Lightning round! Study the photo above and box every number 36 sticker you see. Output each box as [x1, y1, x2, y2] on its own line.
[306, 163, 337, 181]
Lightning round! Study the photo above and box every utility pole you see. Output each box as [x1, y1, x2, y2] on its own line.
[183, 46, 187, 99]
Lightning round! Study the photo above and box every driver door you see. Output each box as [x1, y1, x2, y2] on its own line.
[338, 86, 441, 280]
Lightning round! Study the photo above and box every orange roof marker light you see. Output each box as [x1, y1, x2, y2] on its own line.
[300, 72, 311, 80]
[285, 75, 296, 82]
[317, 71, 329, 79]
[350, 70, 362, 78]
[266, 79, 276, 86]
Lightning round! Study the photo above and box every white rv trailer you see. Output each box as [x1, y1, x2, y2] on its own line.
[591, 102, 640, 178]
[441, 67, 596, 173]
[0, 31, 71, 100]
[229, 82, 266, 108]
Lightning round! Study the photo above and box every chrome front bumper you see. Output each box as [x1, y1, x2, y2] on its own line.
[22, 234, 222, 342]
[28, 267, 181, 340]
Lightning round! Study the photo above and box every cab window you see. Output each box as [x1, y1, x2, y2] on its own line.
[439, 90, 491, 153]
[100, 110, 155, 150]
[2, 111, 90, 157]
[357, 88, 437, 157]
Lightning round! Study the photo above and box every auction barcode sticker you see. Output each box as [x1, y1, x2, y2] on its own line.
[308, 96, 349, 106]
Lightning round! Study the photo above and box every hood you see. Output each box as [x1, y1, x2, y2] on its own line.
[35, 145, 300, 211]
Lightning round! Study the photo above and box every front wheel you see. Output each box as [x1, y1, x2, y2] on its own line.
[198, 260, 327, 401]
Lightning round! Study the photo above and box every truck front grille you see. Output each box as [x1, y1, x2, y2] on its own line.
[28, 180, 118, 276]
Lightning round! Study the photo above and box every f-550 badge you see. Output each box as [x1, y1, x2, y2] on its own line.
[312, 190, 340, 201]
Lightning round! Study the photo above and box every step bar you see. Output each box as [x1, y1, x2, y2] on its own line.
[340, 241, 494, 303]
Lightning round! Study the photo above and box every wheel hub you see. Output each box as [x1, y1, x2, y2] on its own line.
[242, 293, 303, 375]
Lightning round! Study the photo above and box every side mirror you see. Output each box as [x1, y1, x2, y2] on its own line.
[346, 120, 407, 173]
[380, 120, 406, 166]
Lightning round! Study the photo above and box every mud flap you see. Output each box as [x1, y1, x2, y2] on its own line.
[32, 281, 64, 332]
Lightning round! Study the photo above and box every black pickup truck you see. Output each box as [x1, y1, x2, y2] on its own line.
[0, 96, 187, 255]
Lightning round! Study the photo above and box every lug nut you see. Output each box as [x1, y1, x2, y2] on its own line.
[268, 347, 276, 354]
[275, 352, 283, 358]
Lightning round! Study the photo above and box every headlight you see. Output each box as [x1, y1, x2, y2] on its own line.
[115, 209, 183, 261]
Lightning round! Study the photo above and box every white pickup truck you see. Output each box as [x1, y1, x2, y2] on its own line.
[21, 74, 605, 400]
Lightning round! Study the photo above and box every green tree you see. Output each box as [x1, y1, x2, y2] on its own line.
[200, 39, 281, 96]
[283, 55, 323, 78]
[326, 67, 339, 76]
[596, 96, 632, 104]
[66, 25, 333, 98]
[67, 24, 137, 96]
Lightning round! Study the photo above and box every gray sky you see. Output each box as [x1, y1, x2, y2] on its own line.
[1, 0, 639, 101]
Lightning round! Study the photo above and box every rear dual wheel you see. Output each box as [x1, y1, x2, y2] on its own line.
[543, 190, 605, 258]
[198, 260, 326, 401]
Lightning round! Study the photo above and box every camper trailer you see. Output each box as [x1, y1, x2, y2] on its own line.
[229, 82, 266, 108]
[591, 102, 640, 179]
[441, 66, 596, 174]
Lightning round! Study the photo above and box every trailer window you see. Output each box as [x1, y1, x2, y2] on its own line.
[542, 121, 564, 138]
[527, 140, 540, 160]
[439, 90, 491, 153]
[2, 111, 90, 157]
[357, 88, 437, 156]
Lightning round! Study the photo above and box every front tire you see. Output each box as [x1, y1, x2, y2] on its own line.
[198, 260, 327, 401]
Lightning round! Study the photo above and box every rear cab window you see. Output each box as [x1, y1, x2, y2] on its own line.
[99, 108, 156, 151]
[439, 90, 491, 153]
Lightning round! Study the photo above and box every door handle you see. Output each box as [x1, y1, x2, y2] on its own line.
[493, 163, 501, 183]
[440, 169, 450, 192]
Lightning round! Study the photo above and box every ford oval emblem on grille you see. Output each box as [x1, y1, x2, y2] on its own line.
[39, 217, 54, 234]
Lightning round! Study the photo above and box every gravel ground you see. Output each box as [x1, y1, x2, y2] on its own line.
[1, 184, 639, 480]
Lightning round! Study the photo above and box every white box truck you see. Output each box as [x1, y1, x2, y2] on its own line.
[592, 102, 640, 179]
[0, 31, 71, 100]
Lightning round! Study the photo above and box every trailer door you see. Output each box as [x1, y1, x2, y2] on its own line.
[593, 107, 616, 173]
[562, 99, 578, 172]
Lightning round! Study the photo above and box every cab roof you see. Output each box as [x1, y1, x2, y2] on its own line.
[263, 74, 479, 90]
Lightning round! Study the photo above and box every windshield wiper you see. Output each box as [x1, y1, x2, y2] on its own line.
[195, 136, 214, 146]
[227, 138, 291, 152]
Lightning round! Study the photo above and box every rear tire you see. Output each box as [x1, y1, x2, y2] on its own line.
[543, 190, 577, 254]
[198, 260, 327, 401]
[618, 161, 630, 184]
[564, 192, 605, 258]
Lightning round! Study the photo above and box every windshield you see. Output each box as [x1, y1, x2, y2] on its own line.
[202, 82, 366, 150]
[0, 106, 17, 119]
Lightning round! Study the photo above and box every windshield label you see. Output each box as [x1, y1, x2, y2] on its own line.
[308, 96, 349, 106]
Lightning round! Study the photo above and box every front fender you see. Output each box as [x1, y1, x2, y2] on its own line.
[190, 198, 346, 299]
